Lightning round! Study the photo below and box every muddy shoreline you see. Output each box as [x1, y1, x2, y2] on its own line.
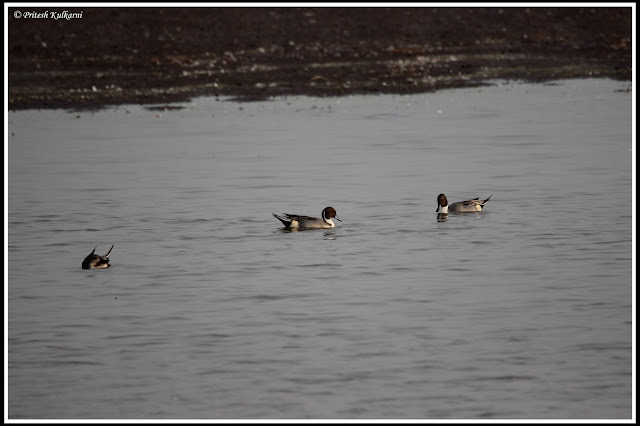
[7, 7, 632, 111]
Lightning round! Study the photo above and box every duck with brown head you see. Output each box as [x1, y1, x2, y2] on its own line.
[273, 206, 341, 229]
[436, 194, 492, 213]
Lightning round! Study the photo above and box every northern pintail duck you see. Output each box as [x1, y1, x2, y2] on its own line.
[82, 245, 114, 269]
[273, 207, 341, 229]
[436, 194, 492, 213]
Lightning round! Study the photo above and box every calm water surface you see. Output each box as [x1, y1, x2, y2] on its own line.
[7, 79, 633, 420]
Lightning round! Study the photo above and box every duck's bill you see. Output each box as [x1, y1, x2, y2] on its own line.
[335, 216, 342, 222]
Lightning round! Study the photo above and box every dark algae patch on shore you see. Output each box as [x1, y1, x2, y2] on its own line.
[7, 7, 632, 111]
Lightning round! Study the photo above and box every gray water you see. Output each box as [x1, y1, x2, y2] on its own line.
[7, 79, 633, 420]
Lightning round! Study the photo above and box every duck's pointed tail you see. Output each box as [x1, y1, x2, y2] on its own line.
[273, 213, 292, 227]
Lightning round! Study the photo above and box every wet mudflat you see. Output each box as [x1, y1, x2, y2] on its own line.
[7, 7, 632, 110]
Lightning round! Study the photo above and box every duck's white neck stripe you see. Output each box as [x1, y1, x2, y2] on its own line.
[322, 210, 332, 224]
[322, 210, 336, 228]
[437, 205, 448, 213]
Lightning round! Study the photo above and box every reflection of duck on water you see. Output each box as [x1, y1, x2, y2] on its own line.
[82, 245, 114, 269]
